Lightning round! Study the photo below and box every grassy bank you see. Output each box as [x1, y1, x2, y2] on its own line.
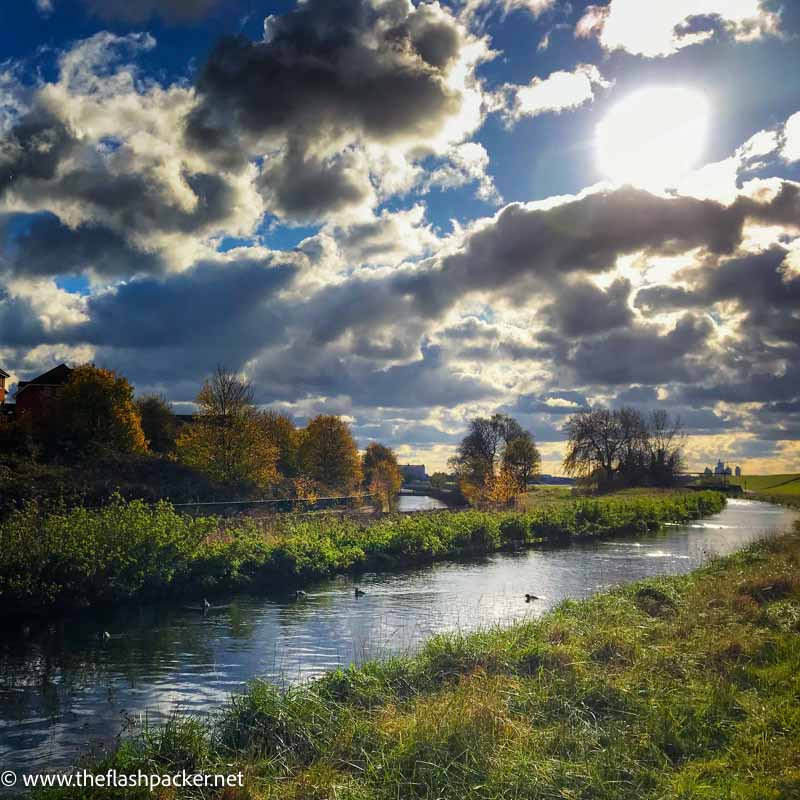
[31, 522, 800, 799]
[729, 473, 800, 511]
[0, 491, 725, 621]
[730, 473, 800, 496]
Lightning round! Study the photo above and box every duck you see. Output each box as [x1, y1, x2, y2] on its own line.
[525, 594, 541, 602]
[354, 588, 366, 598]
[203, 598, 212, 610]
[101, 631, 111, 641]
[295, 590, 308, 599]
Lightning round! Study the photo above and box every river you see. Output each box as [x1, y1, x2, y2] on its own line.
[0, 498, 796, 775]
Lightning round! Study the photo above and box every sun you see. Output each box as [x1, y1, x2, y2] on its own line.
[596, 87, 710, 190]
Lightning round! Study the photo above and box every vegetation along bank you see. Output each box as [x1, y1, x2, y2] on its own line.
[27, 519, 800, 799]
[0, 490, 725, 621]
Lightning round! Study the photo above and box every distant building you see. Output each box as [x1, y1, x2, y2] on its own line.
[400, 464, 428, 483]
[735, 465, 742, 477]
[0, 368, 8, 405]
[704, 467, 713, 477]
[714, 459, 731, 476]
[15, 364, 73, 421]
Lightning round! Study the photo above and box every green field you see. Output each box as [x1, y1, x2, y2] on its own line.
[730, 474, 800, 496]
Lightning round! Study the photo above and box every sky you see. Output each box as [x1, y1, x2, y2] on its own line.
[1, 0, 799, 475]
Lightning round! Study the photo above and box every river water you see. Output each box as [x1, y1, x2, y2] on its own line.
[0, 498, 796, 775]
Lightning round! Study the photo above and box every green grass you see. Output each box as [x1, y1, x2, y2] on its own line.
[0, 491, 726, 620]
[32, 523, 800, 800]
[730, 473, 800, 495]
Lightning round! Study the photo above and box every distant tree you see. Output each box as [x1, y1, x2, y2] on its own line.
[55, 364, 147, 456]
[363, 442, 402, 511]
[176, 367, 278, 488]
[298, 415, 363, 494]
[429, 472, 450, 489]
[645, 410, 685, 486]
[564, 406, 685, 489]
[563, 408, 624, 486]
[261, 410, 300, 479]
[501, 432, 541, 490]
[136, 394, 177, 454]
[449, 413, 526, 486]
[450, 413, 538, 506]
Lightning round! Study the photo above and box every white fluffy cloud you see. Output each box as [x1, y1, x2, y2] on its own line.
[503, 64, 612, 122]
[783, 111, 800, 162]
[576, 0, 780, 57]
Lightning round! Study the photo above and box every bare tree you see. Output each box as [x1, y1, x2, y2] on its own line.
[563, 408, 623, 485]
[564, 406, 686, 488]
[646, 410, 686, 485]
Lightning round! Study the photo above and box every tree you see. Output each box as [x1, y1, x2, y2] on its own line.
[176, 367, 278, 488]
[363, 442, 402, 511]
[55, 364, 147, 456]
[563, 406, 685, 489]
[450, 413, 538, 505]
[297, 415, 363, 494]
[429, 472, 450, 489]
[501, 432, 541, 490]
[261, 411, 300, 479]
[449, 413, 526, 486]
[645, 410, 685, 486]
[136, 394, 177, 454]
[563, 408, 624, 485]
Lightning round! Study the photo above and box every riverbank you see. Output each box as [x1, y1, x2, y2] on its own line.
[27, 520, 800, 799]
[0, 491, 725, 622]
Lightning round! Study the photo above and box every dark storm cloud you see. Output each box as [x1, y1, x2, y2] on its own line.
[10, 167, 239, 241]
[566, 313, 714, 386]
[249, 342, 498, 410]
[258, 144, 372, 221]
[0, 289, 50, 347]
[304, 184, 800, 345]
[541, 278, 632, 337]
[184, 0, 470, 216]
[187, 0, 461, 154]
[2, 213, 165, 278]
[636, 246, 800, 409]
[72, 255, 297, 353]
[0, 109, 76, 197]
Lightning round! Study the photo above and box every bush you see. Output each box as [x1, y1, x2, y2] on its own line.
[0, 491, 726, 619]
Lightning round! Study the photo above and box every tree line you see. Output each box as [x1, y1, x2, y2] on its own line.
[4, 364, 402, 506]
[3, 360, 688, 507]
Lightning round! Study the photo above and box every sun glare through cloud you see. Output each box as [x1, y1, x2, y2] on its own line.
[596, 87, 710, 190]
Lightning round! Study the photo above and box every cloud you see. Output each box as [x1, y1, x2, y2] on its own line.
[0, 33, 263, 272]
[502, 64, 611, 122]
[540, 278, 633, 337]
[186, 0, 490, 220]
[1, 212, 166, 278]
[783, 111, 800, 162]
[425, 142, 500, 202]
[576, 0, 781, 57]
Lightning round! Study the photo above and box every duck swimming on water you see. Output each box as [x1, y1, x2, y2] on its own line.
[295, 590, 307, 599]
[203, 598, 212, 609]
[525, 594, 541, 602]
[354, 588, 366, 597]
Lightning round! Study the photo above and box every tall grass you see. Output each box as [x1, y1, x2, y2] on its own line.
[32, 523, 800, 799]
[0, 491, 725, 619]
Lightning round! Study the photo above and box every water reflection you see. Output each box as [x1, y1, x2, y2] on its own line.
[0, 498, 796, 774]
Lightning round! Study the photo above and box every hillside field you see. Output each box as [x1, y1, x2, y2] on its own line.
[731, 474, 800, 495]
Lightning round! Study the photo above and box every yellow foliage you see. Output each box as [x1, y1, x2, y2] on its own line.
[57, 364, 147, 454]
